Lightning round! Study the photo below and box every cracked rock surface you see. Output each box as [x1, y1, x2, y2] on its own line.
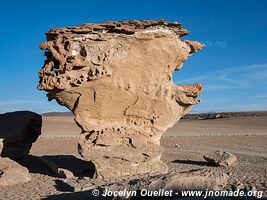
[38, 19, 203, 178]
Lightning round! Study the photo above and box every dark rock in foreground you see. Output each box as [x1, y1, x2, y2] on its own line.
[0, 111, 42, 160]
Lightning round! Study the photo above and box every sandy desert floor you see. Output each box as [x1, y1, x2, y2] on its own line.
[0, 113, 266, 199]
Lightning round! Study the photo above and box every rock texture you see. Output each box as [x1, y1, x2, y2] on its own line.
[0, 111, 42, 160]
[203, 150, 237, 167]
[0, 157, 31, 186]
[38, 19, 203, 178]
[61, 169, 228, 193]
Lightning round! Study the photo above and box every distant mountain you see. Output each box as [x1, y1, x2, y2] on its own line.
[182, 111, 267, 120]
[41, 112, 73, 116]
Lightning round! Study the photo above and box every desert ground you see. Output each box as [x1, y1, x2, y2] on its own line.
[0, 112, 266, 199]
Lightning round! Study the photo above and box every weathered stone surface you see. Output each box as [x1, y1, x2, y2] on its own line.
[0, 157, 31, 186]
[0, 111, 42, 160]
[203, 150, 237, 166]
[164, 170, 228, 191]
[60, 169, 228, 193]
[38, 19, 203, 178]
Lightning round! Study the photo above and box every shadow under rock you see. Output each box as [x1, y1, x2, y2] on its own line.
[18, 155, 95, 178]
[172, 159, 218, 167]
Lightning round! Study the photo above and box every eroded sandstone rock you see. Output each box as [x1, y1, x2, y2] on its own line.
[38, 19, 203, 178]
[0, 111, 42, 160]
[0, 157, 31, 186]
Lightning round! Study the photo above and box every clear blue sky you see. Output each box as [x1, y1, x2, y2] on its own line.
[0, 0, 267, 114]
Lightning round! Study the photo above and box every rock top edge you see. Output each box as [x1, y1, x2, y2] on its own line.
[44, 19, 189, 40]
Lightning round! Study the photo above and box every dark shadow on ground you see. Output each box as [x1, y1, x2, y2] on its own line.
[171, 159, 218, 167]
[54, 179, 77, 192]
[18, 155, 95, 178]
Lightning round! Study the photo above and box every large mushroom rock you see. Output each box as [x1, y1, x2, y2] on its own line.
[0, 111, 42, 160]
[38, 19, 203, 178]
